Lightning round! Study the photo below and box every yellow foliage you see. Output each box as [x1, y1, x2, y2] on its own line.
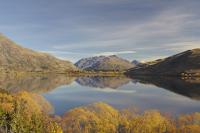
[127, 110, 175, 133]
[0, 91, 62, 133]
[61, 102, 119, 133]
[0, 92, 14, 112]
[60, 103, 199, 133]
[0, 91, 200, 133]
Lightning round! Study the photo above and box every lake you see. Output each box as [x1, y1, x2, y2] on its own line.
[1, 74, 200, 116]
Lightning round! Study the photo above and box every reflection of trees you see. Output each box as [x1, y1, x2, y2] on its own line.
[0, 74, 76, 93]
[76, 76, 131, 89]
[131, 76, 200, 100]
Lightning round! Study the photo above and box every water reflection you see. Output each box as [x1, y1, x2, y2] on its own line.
[0, 74, 76, 93]
[76, 76, 200, 100]
[1, 74, 200, 115]
[76, 76, 130, 89]
[131, 76, 200, 100]
[1, 74, 200, 100]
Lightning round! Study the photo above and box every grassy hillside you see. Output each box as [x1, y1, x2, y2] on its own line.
[0, 34, 77, 73]
[126, 49, 200, 76]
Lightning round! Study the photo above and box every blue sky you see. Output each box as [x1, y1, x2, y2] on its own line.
[0, 0, 200, 62]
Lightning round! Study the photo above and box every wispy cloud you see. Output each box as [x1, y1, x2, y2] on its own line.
[41, 50, 136, 62]
[94, 51, 136, 56]
[140, 56, 168, 63]
[164, 41, 200, 52]
[40, 50, 92, 62]
[40, 50, 84, 55]
[1, 0, 200, 62]
[51, 5, 200, 54]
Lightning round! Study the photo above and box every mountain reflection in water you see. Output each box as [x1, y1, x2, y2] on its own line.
[0, 74, 76, 93]
[131, 76, 200, 100]
[1, 74, 200, 100]
[76, 76, 131, 89]
[1, 74, 200, 115]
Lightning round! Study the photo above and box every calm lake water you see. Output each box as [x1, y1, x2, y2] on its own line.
[2, 75, 200, 116]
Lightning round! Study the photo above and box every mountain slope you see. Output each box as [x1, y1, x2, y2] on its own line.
[75, 55, 135, 71]
[126, 49, 200, 76]
[0, 34, 77, 72]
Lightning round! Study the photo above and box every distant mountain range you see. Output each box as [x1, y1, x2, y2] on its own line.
[0, 34, 77, 72]
[75, 55, 135, 71]
[1, 33, 199, 75]
[126, 49, 200, 76]
[131, 60, 140, 65]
